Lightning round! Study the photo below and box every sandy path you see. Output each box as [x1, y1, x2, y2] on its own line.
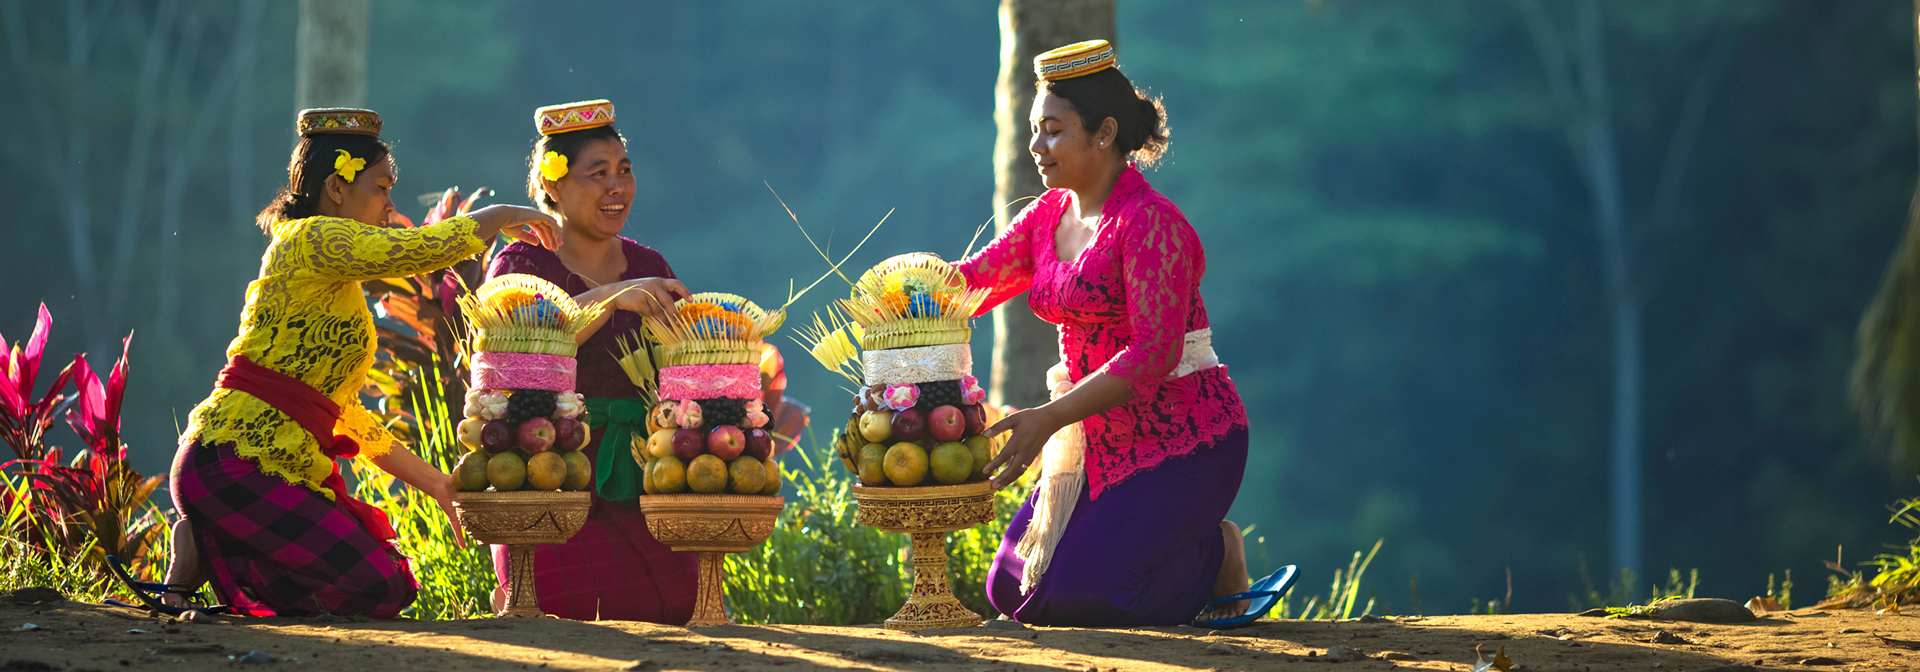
[5, 598, 1918, 671]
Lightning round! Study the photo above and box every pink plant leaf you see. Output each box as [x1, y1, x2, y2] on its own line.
[422, 187, 458, 226]
[69, 353, 103, 431]
[457, 187, 493, 215]
[18, 304, 51, 395]
[0, 354, 21, 414]
[104, 334, 130, 435]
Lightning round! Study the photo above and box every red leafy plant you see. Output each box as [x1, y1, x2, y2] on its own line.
[2, 307, 167, 582]
[1, 305, 76, 461]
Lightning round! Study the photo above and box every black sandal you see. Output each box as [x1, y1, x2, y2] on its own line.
[101, 554, 229, 616]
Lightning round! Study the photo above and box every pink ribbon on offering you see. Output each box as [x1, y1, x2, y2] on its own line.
[659, 364, 761, 400]
[471, 352, 577, 392]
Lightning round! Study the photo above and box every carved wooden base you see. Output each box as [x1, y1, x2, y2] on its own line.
[687, 551, 733, 627]
[499, 544, 544, 618]
[850, 482, 994, 631]
[637, 494, 785, 627]
[882, 531, 983, 630]
[452, 491, 593, 619]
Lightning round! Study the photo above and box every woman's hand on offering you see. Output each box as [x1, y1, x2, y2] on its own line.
[427, 472, 469, 548]
[982, 406, 1067, 490]
[471, 205, 563, 250]
[607, 277, 690, 322]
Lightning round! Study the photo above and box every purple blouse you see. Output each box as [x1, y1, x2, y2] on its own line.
[487, 238, 676, 399]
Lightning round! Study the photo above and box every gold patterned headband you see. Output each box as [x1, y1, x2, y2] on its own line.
[1035, 40, 1116, 82]
[535, 99, 616, 136]
[296, 108, 382, 137]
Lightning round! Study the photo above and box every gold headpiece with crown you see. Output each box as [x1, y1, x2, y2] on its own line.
[296, 108, 382, 137]
[1035, 39, 1116, 82]
[535, 99, 616, 136]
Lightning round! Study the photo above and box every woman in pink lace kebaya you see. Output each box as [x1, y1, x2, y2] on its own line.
[959, 42, 1253, 626]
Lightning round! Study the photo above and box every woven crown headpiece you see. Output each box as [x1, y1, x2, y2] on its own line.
[1035, 40, 1116, 82]
[296, 108, 382, 137]
[535, 99, 616, 136]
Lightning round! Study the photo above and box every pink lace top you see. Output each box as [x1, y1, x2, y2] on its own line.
[957, 166, 1248, 499]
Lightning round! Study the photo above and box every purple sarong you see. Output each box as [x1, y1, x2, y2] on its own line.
[986, 427, 1249, 626]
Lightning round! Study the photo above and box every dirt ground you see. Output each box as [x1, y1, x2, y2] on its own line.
[4, 597, 1917, 671]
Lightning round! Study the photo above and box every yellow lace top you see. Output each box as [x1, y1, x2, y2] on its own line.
[182, 215, 485, 496]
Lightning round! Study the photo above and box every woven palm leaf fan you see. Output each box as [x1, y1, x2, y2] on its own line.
[457, 274, 607, 357]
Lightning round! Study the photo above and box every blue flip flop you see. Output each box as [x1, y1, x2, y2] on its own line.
[1193, 564, 1297, 629]
[101, 555, 229, 616]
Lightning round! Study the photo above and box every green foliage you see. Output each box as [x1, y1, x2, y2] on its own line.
[1570, 556, 1699, 613]
[1822, 493, 1920, 611]
[722, 431, 1032, 625]
[349, 362, 495, 621]
[1765, 569, 1793, 610]
[1275, 538, 1383, 620]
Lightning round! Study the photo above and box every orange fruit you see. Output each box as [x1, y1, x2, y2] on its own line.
[858, 443, 889, 486]
[760, 458, 782, 495]
[561, 451, 592, 491]
[486, 451, 527, 491]
[650, 455, 687, 494]
[526, 452, 567, 490]
[884, 442, 929, 487]
[929, 442, 971, 485]
[963, 435, 993, 482]
[728, 457, 766, 494]
[453, 452, 490, 492]
[687, 454, 728, 494]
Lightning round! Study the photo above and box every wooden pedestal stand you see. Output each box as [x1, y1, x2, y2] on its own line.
[638, 494, 785, 627]
[452, 491, 593, 618]
[851, 481, 995, 630]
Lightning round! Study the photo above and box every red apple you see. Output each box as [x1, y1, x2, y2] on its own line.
[481, 420, 515, 453]
[552, 417, 587, 452]
[517, 417, 556, 453]
[928, 405, 964, 442]
[708, 425, 746, 461]
[742, 428, 773, 460]
[671, 428, 706, 461]
[961, 404, 986, 437]
[890, 407, 926, 442]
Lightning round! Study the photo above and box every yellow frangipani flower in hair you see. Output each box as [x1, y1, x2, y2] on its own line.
[540, 151, 570, 181]
[333, 149, 366, 183]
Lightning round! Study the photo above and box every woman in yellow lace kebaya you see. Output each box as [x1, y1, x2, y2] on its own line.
[152, 108, 561, 617]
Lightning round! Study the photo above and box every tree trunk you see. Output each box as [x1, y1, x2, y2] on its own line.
[296, 0, 368, 109]
[1570, 0, 1641, 580]
[989, 0, 1115, 409]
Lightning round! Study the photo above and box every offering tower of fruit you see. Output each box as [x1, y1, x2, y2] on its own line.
[622, 293, 785, 496]
[800, 253, 997, 487]
[450, 274, 605, 493]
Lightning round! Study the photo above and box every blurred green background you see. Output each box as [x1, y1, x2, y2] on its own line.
[3, 0, 1916, 614]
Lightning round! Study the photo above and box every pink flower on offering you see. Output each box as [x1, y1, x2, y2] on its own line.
[673, 398, 704, 428]
[960, 375, 987, 405]
[883, 383, 920, 412]
[744, 411, 770, 429]
[554, 391, 586, 419]
[745, 398, 764, 414]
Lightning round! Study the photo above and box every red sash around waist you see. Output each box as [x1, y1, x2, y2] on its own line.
[215, 355, 395, 541]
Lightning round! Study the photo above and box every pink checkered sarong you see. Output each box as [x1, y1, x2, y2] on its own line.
[170, 439, 416, 618]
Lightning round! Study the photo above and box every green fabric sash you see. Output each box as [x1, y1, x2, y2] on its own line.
[584, 396, 648, 504]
